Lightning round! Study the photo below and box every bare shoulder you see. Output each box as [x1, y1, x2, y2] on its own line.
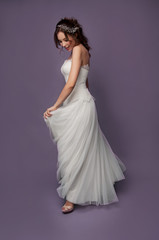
[73, 44, 88, 54]
[72, 44, 82, 57]
[71, 45, 83, 65]
[72, 44, 89, 64]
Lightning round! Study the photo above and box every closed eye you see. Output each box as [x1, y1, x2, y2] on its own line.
[59, 39, 69, 43]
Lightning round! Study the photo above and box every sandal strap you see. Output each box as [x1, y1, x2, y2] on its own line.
[62, 205, 74, 210]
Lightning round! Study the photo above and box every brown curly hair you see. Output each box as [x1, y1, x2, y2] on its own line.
[54, 17, 92, 58]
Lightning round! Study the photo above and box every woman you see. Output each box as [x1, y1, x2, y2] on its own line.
[43, 17, 126, 214]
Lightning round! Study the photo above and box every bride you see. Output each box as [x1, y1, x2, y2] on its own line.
[43, 17, 126, 214]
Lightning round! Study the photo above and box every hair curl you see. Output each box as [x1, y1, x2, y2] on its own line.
[54, 17, 92, 58]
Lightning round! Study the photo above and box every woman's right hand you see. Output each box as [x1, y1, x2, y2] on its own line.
[43, 105, 57, 119]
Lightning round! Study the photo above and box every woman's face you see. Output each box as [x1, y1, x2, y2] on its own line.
[57, 31, 77, 51]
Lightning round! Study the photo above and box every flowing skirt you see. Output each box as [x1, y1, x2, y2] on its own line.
[44, 96, 126, 206]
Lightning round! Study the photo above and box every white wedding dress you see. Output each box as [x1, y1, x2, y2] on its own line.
[44, 59, 126, 206]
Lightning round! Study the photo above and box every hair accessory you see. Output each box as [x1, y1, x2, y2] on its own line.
[57, 24, 79, 33]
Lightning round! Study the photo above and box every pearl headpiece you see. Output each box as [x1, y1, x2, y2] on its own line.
[57, 24, 79, 33]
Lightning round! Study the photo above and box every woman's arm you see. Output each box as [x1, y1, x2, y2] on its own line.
[53, 46, 82, 109]
[52, 83, 74, 109]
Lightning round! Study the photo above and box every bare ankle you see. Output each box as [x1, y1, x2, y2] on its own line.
[65, 200, 74, 205]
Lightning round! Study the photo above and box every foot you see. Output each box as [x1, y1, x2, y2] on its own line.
[62, 200, 74, 213]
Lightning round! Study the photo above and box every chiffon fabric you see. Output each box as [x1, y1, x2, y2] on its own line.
[43, 59, 126, 206]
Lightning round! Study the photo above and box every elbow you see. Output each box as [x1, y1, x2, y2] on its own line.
[66, 83, 75, 90]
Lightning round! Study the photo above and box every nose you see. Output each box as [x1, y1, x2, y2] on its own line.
[63, 44, 67, 48]
[61, 42, 66, 47]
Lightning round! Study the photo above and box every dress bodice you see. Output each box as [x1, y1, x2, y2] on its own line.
[60, 59, 94, 105]
[61, 59, 89, 85]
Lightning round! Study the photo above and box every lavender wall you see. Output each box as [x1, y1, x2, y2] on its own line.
[0, 0, 159, 240]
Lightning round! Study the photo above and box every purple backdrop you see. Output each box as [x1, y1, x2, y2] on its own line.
[0, 0, 159, 240]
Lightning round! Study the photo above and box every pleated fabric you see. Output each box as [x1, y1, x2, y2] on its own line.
[43, 60, 126, 206]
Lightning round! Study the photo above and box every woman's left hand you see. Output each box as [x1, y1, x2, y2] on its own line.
[43, 105, 57, 119]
